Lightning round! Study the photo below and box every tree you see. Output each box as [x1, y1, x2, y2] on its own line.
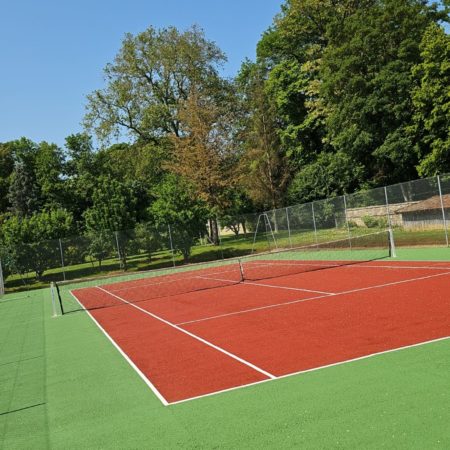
[34, 141, 66, 208]
[83, 177, 138, 267]
[237, 62, 290, 210]
[150, 175, 208, 263]
[0, 210, 74, 279]
[412, 23, 450, 176]
[64, 133, 100, 227]
[287, 152, 364, 203]
[0, 143, 15, 215]
[320, 0, 445, 185]
[169, 87, 238, 244]
[84, 25, 226, 144]
[8, 139, 41, 217]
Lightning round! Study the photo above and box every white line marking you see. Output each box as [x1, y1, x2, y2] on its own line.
[177, 269, 450, 326]
[95, 286, 276, 380]
[243, 281, 334, 295]
[168, 335, 450, 405]
[69, 291, 169, 406]
[245, 260, 450, 271]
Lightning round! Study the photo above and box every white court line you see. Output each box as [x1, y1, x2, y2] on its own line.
[243, 281, 334, 295]
[69, 291, 170, 406]
[95, 286, 276, 380]
[176, 269, 450, 326]
[245, 260, 450, 271]
[168, 335, 450, 406]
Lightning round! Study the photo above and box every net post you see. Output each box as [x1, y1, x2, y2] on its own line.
[54, 281, 65, 315]
[388, 229, 397, 258]
[50, 282, 58, 317]
[384, 186, 396, 255]
[59, 239, 66, 281]
[216, 218, 225, 260]
[114, 231, 123, 270]
[437, 175, 449, 247]
[167, 224, 176, 267]
[0, 258, 4, 297]
[286, 207, 293, 248]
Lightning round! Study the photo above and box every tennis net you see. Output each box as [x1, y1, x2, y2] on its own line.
[54, 230, 391, 314]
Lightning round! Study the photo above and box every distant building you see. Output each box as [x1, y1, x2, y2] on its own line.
[395, 194, 450, 229]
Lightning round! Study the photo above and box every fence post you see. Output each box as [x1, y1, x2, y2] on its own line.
[216, 219, 225, 260]
[58, 239, 66, 281]
[0, 258, 4, 296]
[437, 175, 449, 247]
[311, 202, 318, 245]
[384, 186, 397, 256]
[286, 207, 293, 248]
[114, 231, 123, 269]
[167, 225, 176, 267]
[343, 195, 352, 250]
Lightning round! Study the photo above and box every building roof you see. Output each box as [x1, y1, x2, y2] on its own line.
[396, 194, 450, 213]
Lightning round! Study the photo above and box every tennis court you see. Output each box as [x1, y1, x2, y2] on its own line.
[55, 231, 450, 405]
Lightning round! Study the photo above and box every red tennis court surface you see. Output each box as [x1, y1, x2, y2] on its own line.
[71, 260, 450, 405]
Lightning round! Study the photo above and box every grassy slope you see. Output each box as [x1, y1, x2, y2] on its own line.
[1, 248, 450, 448]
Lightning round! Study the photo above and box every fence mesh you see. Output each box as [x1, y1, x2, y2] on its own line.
[1, 173, 450, 294]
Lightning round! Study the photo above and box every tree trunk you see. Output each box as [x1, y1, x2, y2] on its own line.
[242, 221, 247, 237]
[209, 218, 220, 246]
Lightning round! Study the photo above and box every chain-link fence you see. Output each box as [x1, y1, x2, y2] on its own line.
[1, 172, 449, 294]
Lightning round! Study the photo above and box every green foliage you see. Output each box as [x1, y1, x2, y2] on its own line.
[412, 24, 450, 176]
[84, 178, 137, 233]
[134, 223, 164, 262]
[0, 143, 15, 214]
[361, 215, 388, 229]
[236, 61, 289, 209]
[320, 0, 441, 184]
[85, 231, 114, 268]
[7, 139, 41, 217]
[288, 152, 364, 203]
[34, 142, 66, 208]
[84, 25, 226, 143]
[0, 210, 74, 279]
[150, 175, 208, 262]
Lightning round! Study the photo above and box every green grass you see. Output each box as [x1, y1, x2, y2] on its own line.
[1, 246, 450, 448]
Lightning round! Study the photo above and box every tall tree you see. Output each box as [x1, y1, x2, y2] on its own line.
[7, 139, 41, 217]
[34, 142, 66, 208]
[169, 86, 237, 243]
[412, 23, 450, 176]
[84, 25, 226, 144]
[64, 133, 99, 226]
[150, 174, 208, 263]
[0, 143, 15, 215]
[237, 62, 290, 210]
[321, 0, 446, 185]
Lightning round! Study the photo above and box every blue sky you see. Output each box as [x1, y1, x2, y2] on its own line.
[0, 0, 283, 147]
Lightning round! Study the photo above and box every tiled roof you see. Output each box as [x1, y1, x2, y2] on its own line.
[396, 194, 450, 213]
